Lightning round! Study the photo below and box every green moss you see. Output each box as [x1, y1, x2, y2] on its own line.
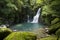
[0, 28, 12, 40]
[56, 29, 60, 37]
[51, 18, 60, 25]
[48, 22, 60, 34]
[40, 35, 57, 40]
[4, 32, 37, 40]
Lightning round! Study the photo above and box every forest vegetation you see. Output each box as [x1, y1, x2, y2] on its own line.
[0, 0, 60, 40]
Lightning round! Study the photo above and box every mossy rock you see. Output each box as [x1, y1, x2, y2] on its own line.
[40, 35, 57, 40]
[0, 28, 12, 40]
[51, 18, 60, 25]
[56, 29, 60, 37]
[48, 22, 60, 34]
[4, 32, 37, 40]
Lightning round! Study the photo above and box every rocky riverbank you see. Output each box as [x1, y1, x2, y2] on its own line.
[33, 27, 50, 40]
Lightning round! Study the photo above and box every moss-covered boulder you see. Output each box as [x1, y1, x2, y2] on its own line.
[4, 32, 37, 40]
[55, 29, 60, 40]
[51, 18, 60, 25]
[40, 35, 57, 40]
[0, 28, 12, 40]
[48, 22, 60, 34]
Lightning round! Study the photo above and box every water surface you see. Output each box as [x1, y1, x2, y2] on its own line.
[10, 23, 44, 31]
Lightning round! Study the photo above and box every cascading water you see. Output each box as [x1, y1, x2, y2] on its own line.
[10, 8, 45, 32]
[31, 8, 41, 23]
[27, 15, 30, 23]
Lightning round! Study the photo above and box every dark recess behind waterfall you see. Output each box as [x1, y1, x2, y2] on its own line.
[12, 7, 41, 25]
[1, 6, 44, 26]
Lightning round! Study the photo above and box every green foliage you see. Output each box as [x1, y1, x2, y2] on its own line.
[4, 32, 37, 40]
[50, 0, 60, 16]
[0, 28, 12, 40]
[41, 0, 60, 38]
[42, 5, 54, 15]
[51, 18, 60, 25]
[56, 29, 60, 37]
[41, 0, 60, 26]
[36, 0, 44, 6]
[56, 29, 60, 40]
[1, 0, 54, 24]
[0, 0, 44, 24]
[48, 22, 60, 34]
[41, 14, 52, 25]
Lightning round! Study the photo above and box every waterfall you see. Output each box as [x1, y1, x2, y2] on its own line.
[31, 8, 41, 23]
[27, 15, 30, 23]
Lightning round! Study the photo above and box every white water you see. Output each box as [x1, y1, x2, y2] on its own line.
[27, 15, 30, 23]
[31, 8, 41, 23]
